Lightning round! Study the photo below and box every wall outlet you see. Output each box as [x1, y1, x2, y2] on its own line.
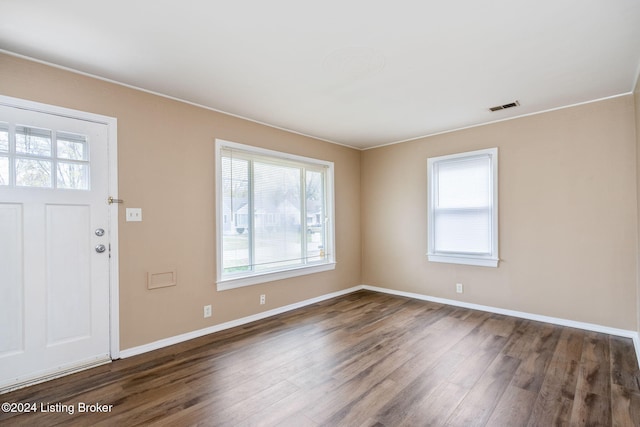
[456, 283, 463, 294]
[203, 304, 212, 318]
[260, 294, 266, 305]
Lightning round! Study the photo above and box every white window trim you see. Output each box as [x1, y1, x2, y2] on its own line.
[215, 139, 336, 291]
[427, 147, 499, 268]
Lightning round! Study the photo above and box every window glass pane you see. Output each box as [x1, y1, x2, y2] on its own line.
[222, 156, 251, 273]
[253, 161, 302, 271]
[16, 126, 52, 157]
[0, 156, 8, 185]
[437, 156, 490, 208]
[57, 132, 88, 160]
[0, 123, 8, 152]
[434, 209, 491, 254]
[15, 158, 52, 187]
[57, 162, 89, 189]
[306, 170, 326, 261]
[218, 142, 335, 286]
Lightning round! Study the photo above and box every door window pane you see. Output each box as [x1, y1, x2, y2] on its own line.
[0, 156, 8, 185]
[57, 162, 89, 190]
[16, 126, 51, 157]
[0, 124, 91, 191]
[57, 132, 88, 161]
[16, 158, 52, 187]
[0, 123, 8, 152]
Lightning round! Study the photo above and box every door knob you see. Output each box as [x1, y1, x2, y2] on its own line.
[95, 244, 106, 253]
[95, 228, 105, 236]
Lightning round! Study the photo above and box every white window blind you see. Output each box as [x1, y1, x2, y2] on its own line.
[427, 148, 498, 267]
[216, 140, 335, 290]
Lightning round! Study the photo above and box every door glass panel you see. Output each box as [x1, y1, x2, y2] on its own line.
[57, 132, 87, 161]
[16, 126, 52, 157]
[0, 156, 8, 185]
[0, 123, 8, 152]
[57, 162, 89, 190]
[16, 158, 52, 187]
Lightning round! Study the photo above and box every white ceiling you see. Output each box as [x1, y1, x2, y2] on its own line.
[1, 1, 639, 149]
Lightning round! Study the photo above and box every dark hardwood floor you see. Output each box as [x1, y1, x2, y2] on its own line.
[1, 290, 639, 426]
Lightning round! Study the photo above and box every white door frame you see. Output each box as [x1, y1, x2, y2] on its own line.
[0, 94, 120, 359]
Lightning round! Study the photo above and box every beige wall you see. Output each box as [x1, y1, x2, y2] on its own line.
[0, 53, 362, 350]
[362, 96, 638, 330]
[2, 51, 639, 351]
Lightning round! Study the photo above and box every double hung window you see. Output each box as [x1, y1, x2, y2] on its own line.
[427, 148, 498, 267]
[216, 140, 335, 290]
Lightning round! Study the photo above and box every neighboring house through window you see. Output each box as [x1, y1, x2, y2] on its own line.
[216, 139, 336, 290]
[427, 147, 499, 267]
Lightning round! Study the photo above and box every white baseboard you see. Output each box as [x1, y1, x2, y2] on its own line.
[120, 283, 640, 370]
[362, 284, 640, 367]
[119, 286, 362, 359]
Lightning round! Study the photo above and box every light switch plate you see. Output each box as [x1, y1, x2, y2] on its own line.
[126, 208, 142, 222]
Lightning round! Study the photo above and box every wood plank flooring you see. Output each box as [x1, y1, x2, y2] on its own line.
[1, 290, 639, 426]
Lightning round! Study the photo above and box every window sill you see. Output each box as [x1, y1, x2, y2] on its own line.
[427, 254, 499, 268]
[217, 262, 336, 291]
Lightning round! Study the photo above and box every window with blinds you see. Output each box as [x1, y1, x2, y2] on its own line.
[427, 148, 498, 267]
[215, 139, 336, 290]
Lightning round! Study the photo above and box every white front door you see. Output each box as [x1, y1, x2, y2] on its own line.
[0, 101, 114, 392]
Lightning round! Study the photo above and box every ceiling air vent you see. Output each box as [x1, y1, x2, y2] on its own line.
[489, 100, 520, 112]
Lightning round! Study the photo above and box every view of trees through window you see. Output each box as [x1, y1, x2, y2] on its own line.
[0, 123, 89, 189]
[221, 151, 327, 275]
[0, 124, 8, 185]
